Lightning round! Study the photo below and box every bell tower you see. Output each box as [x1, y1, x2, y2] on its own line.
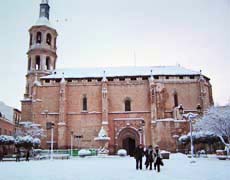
[24, 0, 58, 98]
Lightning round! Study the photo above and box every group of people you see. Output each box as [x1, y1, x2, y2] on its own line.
[134, 144, 163, 172]
[16, 149, 30, 162]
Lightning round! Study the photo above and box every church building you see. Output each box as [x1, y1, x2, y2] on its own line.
[21, 0, 214, 155]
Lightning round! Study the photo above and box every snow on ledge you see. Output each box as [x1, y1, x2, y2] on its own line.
[94, 137, 110, 141]
[35, 17, 54, 29]
[58, 122, 66, 126]
[152, 118, 187, 123]
[114, 117, 144, 121]
[102, 121, 109, 125]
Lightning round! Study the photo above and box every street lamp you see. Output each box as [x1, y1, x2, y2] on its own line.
[46, 122, 55, 160]
[138, 120, 145, 145]
[172, 134, 179, 152]
[182, 112, 198, 163]
[178, 104, 184, 114]
[70, 131, 74, 157]
[196, 104, 202, 115]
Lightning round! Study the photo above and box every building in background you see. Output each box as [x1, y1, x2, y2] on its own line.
[0, 101, 21, 136]
[21, 1, 214, 154]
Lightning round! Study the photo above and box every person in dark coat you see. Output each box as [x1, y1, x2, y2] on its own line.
[0, 150, 3, 161]
[134, 144, 144, 170]
[16, 148, 20, 162]
[26, 150, 30, 161]
[153, 145, 163, 172]
[145, 145, 154, 170]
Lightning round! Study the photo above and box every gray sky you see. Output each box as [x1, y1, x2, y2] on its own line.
[0, 0, 229, 109]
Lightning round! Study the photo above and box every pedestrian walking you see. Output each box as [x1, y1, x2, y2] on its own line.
[153, 145, 163, 172]
[145, 145, 154, 170]
[16, 148, 20, 162]
[26, 150, 30, 161]
[134, 144, 144, 170]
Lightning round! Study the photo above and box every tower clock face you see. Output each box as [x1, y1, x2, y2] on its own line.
[41, 8, 45, 13]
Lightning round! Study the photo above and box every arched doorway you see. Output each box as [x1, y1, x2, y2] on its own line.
[117, 127, 140, 156]
[122, 137, 136, 156]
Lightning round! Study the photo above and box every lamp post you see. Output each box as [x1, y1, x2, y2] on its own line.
[138, 120, 145, 145]
[183, 112, 198, 163]
[46, 121, 55, 160]
[196, 104, 202, 115]
[173, 134, 179, 152]
[70, 131, 74, 157]
[51, 125, 54, 160]
[178, 104, 184, 115]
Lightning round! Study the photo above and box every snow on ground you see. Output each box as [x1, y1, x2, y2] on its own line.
[0, 154, 229, 180]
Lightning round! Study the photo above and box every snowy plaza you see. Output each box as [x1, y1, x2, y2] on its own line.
[0, 154, 229, 180]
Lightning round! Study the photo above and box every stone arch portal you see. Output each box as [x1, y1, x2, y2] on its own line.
[117, 128, 140, 156]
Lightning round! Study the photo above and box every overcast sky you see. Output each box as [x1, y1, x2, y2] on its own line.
[0, 0, 229, 109]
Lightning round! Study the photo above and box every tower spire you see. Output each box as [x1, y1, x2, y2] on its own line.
[39, 0, 50, 20]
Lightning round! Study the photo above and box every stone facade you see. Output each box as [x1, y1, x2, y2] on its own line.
[21, 1, 214, 154]
[0, 117, 15, 136]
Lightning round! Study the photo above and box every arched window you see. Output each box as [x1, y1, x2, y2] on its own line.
[54, 37, 57, 48]
[125, 98, 131, 111]
[83, 96, 87, 111]
[173, 91, 178, 107]
[29, 33, 33, 46]
[46, 33, 52, 45]
[28, 58, 31, 70]
[45, 57, 50, 70]
[35, 56, 40, 70]
[36, 32, 42, 44]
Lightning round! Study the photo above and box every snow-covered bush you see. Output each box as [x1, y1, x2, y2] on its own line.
[33, 138, 41, 148]
[0, 135, 15, 145]
[195, 106, 230, 155]
[179, 131, 219, 145]
[15, 135, 34, 149]
[16, 121, 44, 139]
[78, 149, 91, 157]
[117, 149, 127, 157]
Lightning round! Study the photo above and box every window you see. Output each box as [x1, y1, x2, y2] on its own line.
[45, 57, 50, 70]
[46, 33, 52, 45]
[173, 92, 178, 107]
[131, 77, 136, 81]
[83, 96, 87, 111]
[0, 128, 2, 135]
[4, 129, 7, 135]
[54, 37, 57, 48]
[36, 32, 42, 44]
[28, 58, 31, 70]
[179, 76, 184, 79]
[125, 98, 131, 111]
[35, 56, 41, 70]
[30, 33, 33, 46]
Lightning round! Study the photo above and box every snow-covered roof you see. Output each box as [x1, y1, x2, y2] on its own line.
[41, 0, 49, 4]
[41, 66, 201, 79]
[0, 101, 14, 122]
[35, 17, 54, 29]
